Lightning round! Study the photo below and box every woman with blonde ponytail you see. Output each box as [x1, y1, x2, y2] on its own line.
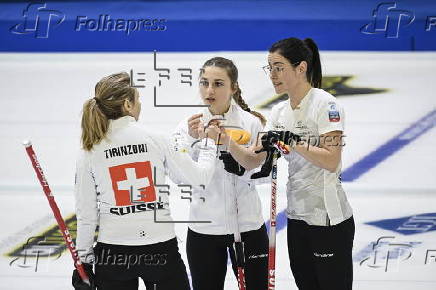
[72, 72, 220, 290]
[174, 57, 269, 290]
[81, 73, 140, 151]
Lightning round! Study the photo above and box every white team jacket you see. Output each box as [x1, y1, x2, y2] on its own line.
[75, 116, 217, 262]
[174, 101, 265, 235]
[266, 88, 353, 226]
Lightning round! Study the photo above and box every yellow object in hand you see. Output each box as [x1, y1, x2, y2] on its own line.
[223, 128, 251, 145]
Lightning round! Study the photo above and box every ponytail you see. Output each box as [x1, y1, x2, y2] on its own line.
[269, 37, 323, 88]
[81, 72, 137, 151]
[81, 98, 109, 151]
[233, 86, 266, 126]
[303, 38, 322, 88]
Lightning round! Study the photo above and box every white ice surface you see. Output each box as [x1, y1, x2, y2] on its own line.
[0, 52, 435, 289]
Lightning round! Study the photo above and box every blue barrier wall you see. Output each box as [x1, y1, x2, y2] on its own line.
[1, 0, 436, 52]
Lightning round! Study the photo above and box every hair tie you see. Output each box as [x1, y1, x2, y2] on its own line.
[93, 97, 100, 104]
[245, 107, 251, 112]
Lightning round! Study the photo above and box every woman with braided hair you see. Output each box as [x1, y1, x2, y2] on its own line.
[173, 57, 268, 290]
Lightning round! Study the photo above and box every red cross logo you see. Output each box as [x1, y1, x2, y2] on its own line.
[108, 161, 156, 206]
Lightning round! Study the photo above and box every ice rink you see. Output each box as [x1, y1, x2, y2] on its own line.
[0, 51, 435, 290]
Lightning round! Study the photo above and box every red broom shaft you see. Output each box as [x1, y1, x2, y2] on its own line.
[23, 141, 90, 285]
[268, 151, 279, 289]
[237, 267, 246, 290]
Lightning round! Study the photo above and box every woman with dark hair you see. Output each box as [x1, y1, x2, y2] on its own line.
[174, 57, 269, 290]
[229, 38, 354, 290]
[72, 72, 220, 290]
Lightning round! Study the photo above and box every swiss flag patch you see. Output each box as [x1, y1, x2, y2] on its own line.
[109, 161, 156, 206]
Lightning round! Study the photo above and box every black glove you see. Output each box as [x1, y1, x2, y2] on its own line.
[219, 151, 245, 176]
[251, 130, 299, 179]
[250, 149, 280, 179]
[257, 131, 301, 153]
[72, 263, 96, 290]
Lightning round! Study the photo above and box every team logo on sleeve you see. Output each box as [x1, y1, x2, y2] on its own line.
[109, 162, 156, 206]
[328, 102, 340, 122]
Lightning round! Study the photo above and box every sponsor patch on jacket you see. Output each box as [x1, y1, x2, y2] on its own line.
[328, 102, 340, 122]
[328, 110, 340, 122]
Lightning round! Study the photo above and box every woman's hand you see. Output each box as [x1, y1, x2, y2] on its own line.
[218, 126, 231, 146]
[187, 113, 203, 139]
[204, 124, 221, 143]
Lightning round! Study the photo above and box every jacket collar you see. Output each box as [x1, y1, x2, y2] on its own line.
[109, 115, 136, 130]
[288, 87, 313, 111]
[201, 98, 240, 126]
